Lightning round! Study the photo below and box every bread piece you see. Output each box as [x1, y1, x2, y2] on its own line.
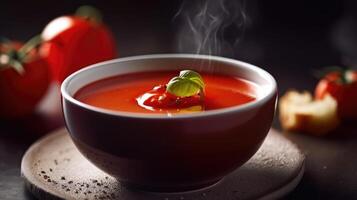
[279, 90, 340, 136]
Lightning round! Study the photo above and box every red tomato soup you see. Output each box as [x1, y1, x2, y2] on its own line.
[75, 71, 258, 114]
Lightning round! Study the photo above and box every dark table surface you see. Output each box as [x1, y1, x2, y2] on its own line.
[1, 1, 357, 199]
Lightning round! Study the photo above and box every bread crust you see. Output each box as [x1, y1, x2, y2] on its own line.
[279, 90, 339, 136]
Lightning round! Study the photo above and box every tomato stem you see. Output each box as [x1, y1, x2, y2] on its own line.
[0, 35, 42, 74]
[314, 66, 351, 84]
[75, 5, 103, 23]
[18, 35, 42, 61]
[341, 70, 348, 84]
[0, 53, 25, 75]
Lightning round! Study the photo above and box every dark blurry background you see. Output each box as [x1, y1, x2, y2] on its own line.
[2, 1, 357, 199]
[2, 0, 357, 94]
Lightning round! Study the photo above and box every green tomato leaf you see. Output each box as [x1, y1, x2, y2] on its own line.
[17, 35, 43, 61]
[166, 70, 205, 97]
[0, 54, 25, 75]
[76, 5, 103, 23]
[9, 59, 25, 75]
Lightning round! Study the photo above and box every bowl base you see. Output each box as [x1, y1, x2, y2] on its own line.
[21, 128, 305, 200]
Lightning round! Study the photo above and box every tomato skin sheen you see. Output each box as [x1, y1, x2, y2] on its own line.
[41, 16, 117, 83]
[139, 85, 202, 109]
[315, 71, 357, 119]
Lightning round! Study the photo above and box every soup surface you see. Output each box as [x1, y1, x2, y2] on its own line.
[75, 71, 258, 114]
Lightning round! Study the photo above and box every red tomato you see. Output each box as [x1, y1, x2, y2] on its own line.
[142, 85, 202, 109]
[41, 12, 117, 83]
[315, 70, 357, 119]
[0, 42, 50, 118]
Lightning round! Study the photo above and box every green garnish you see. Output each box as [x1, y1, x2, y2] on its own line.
[166, 70, 205, 98]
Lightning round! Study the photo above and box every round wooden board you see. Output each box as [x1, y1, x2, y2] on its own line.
[21, 128, 304, 200]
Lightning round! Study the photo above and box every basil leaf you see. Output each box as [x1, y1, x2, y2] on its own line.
[179, 70, 205, 89]
[166, 70, 205, 97]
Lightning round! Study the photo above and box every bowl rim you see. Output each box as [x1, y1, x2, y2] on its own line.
[61, 54, 277, 119]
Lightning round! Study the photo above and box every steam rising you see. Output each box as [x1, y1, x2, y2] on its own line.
[175, 0, 247, 57]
